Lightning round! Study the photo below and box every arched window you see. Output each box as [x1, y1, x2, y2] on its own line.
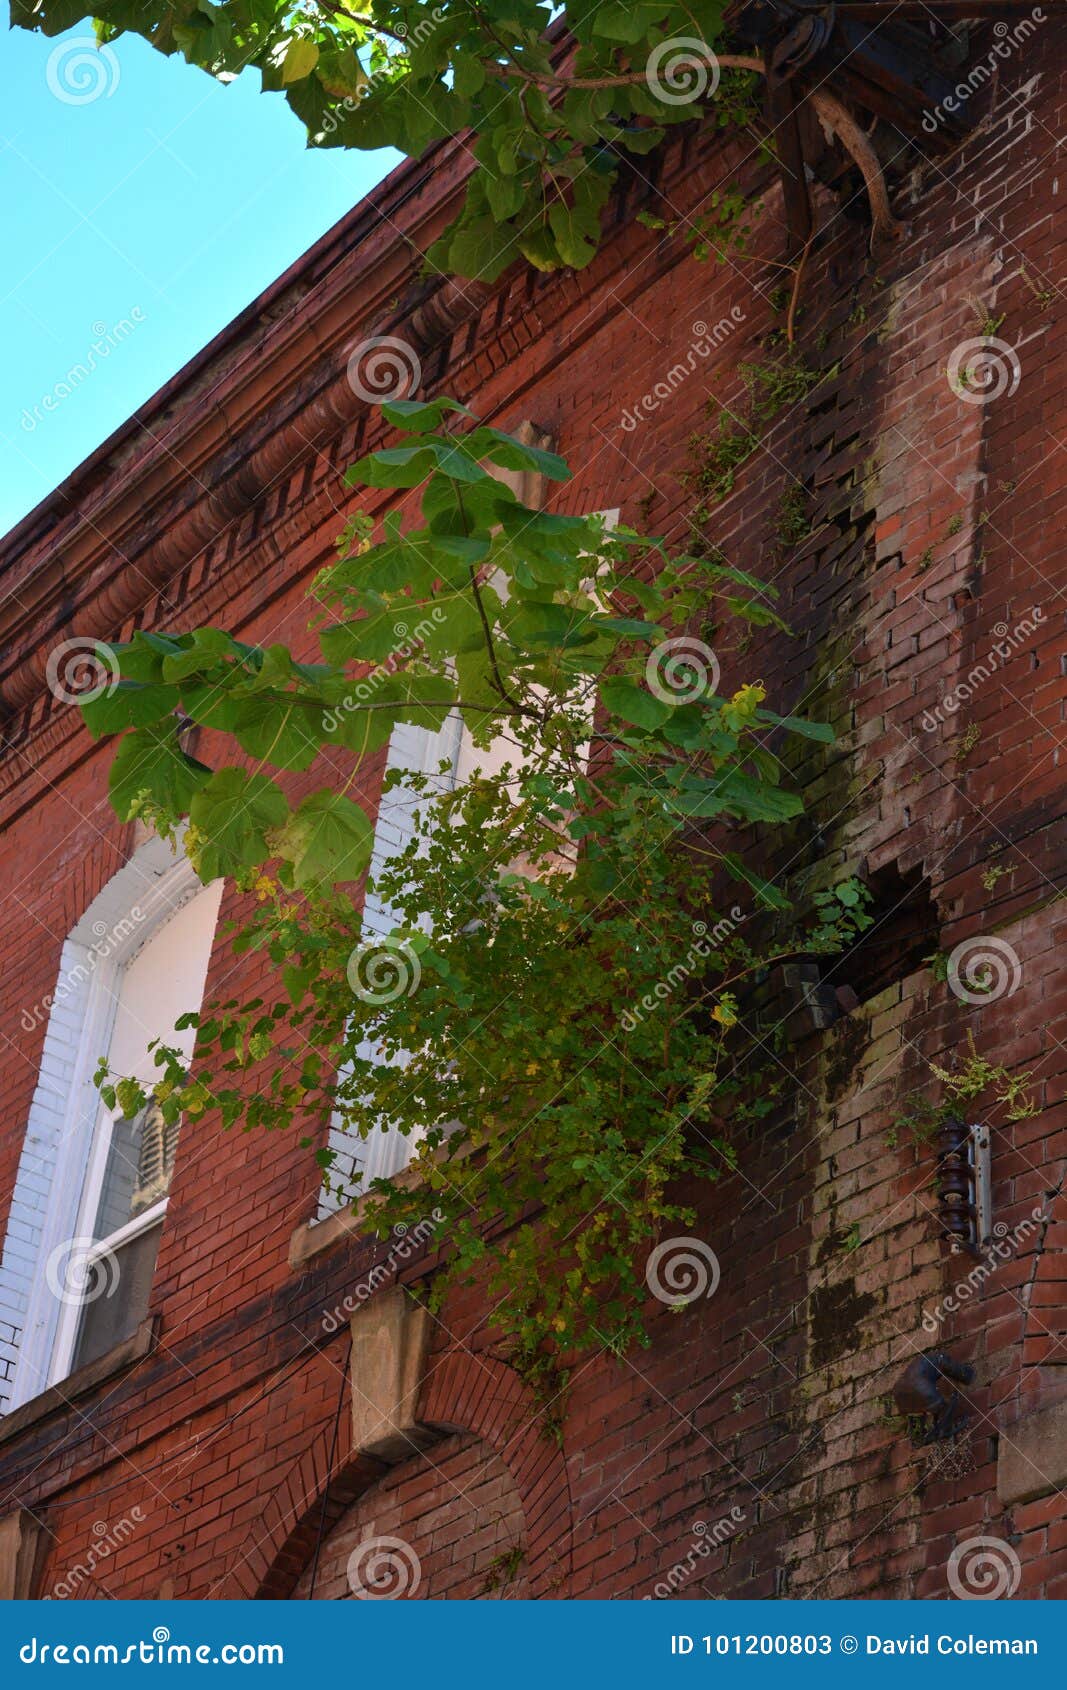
[0, 838, 221, 1412]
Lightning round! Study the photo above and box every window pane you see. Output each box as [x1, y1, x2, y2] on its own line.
[92, 1100, 179, 1240]
[69, 1221, 163, 1373]
[107, 883, 223, 1088]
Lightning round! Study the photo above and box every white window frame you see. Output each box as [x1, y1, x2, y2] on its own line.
[316, 714, 463, 1216]
[2, 840, 213, 1411]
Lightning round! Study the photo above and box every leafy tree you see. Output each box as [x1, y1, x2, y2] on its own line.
[14, 0, 897, 278]
[15, 0, 893, 1378]
[85, 400, 870, 1383]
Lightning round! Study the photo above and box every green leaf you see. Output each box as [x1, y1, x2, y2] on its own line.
[281, 38, 319, 84]
[320, 608, 412, 665]
[471, 428, 570, 482]
[81, 680, 180, 738]
[600, 677, 672, 731]
[442, 214, 521, 283]
[108, 725, 211, 820]
[108, 631, 188, 684]
[346, 440, 486, 489]
[230, 695, 323, 771]
[672, 770, 803, 823]
[189, 768, 289, 879]
[272, 789, 373, 887]
[755, 710, 835, 744]
[380, 397, 475, 433]
[160, 627, 252, 682]
[547, 202, 600, 270]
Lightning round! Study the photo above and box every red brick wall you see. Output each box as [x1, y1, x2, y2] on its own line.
[292, 1436, 528, 1600]
[1, 31, 1065, 1602]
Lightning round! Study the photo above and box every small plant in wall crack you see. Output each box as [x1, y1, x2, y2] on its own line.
[686, 352, 823, 523]
[887, 1035, 1038, 1150]
[79, 399, 870, 1388]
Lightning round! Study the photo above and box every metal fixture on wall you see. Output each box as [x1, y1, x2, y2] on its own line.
[935, 1116, 991, 1255]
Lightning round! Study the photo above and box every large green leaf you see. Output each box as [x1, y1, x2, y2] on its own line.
[189, 768, 289, 878]
[108, 725, 211, 820]
[230, 695, 324, 771]
[272, 789, 374, 887]
[81, 680, 179, 738]
[600, 677, 672, 732]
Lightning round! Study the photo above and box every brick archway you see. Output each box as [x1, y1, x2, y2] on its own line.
[225, 1344, 573, 1598]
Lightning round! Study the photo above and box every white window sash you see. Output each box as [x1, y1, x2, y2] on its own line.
[6, 848, 207, 1410]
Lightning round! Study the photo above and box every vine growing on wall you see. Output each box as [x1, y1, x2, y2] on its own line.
[83, 398, 869, 1384]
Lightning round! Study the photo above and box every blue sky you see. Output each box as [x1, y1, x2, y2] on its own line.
[1, 25, 398, 537]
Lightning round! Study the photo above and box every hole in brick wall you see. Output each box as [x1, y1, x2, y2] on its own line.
[827, 861, 938, 1007]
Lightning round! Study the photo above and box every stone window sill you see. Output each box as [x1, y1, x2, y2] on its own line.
[0, 1317, 157, 1448]
[288, 1162, 424, 1269]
